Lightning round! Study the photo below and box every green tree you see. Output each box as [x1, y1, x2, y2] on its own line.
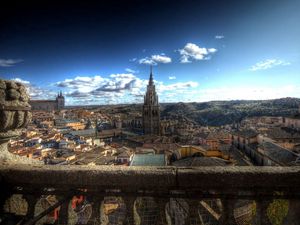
[267, 199, 289, 225]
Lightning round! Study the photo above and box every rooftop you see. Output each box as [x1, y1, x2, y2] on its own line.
[130, 154, 166, 166]
[233, 129, 258, 138]
[258, 141, 299, 165]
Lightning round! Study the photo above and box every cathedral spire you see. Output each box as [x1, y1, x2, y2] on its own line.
[143, 66, 160, 135]
[149, 65, 154, 86]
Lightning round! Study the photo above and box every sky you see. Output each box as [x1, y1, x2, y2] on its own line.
[0, 0, 300, 105]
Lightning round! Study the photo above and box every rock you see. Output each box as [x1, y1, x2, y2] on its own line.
[7, 89, 20, 100]
[19, 95, 29, 102]
[18, 86, 29, 102]
[0, 79, 34, 164]
[0, 80, 6, 89]
[5, 81, 18, 89]
[15, 111, 25, 129]
[0, 111, 15, 131]
[15, 82, 22, 88]
[0, 89, 6, 103]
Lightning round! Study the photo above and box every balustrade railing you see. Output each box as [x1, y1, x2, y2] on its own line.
[1, 165, 300, 225]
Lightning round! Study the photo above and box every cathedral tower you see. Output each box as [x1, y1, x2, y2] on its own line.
[56, 91, 65, 110]
[143, 66, 160, 135]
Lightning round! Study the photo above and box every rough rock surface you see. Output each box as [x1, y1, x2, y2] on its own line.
[0, 79, 41, 164]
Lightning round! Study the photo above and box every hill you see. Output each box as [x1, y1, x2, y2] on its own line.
[160, 98, 300, 126]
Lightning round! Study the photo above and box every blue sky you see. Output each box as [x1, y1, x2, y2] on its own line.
[0, 0, 300, 105]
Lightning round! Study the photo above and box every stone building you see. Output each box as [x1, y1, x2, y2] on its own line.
[232, 129, 300, 166]
[283, 104, 300, 129]
[30, 91, 65, 111]
[142, 67, 160, 135]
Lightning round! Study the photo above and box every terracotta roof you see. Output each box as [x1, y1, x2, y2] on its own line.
[233, 129, 258, 138]
[206, 131, 231, 140]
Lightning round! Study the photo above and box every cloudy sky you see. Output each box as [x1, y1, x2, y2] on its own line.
[1, 0, 300, 105]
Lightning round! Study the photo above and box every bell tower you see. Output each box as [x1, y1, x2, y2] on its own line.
[142, 66, 160, 135]
[56, 91, 65, 110]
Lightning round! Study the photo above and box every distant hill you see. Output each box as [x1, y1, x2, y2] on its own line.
[67, 98, 300, 126]
[160, 98, 300, 126]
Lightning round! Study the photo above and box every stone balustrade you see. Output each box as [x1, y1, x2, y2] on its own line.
[0, 165, 300, 225]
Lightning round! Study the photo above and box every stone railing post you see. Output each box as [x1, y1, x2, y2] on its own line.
[219, 198, 237, 225]
[0, 183, 11, 215]
[0, 79, 40, 164]
[23, 194, 39, 221]
[255, 199, 272, 225]
[87, 195, 103, 225]
[283, 199, 300, 225]
[156, 197, 168, 225]
[57, 197, 70, 225]
[187, 199, 200, 225]
[123, 196, 136, 225]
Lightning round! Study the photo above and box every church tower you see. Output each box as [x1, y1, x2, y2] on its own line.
[56, 91, 65, 110]
[143, 66, 160, 135]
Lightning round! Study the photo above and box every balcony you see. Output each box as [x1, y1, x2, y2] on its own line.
[1, 165, 300, 225]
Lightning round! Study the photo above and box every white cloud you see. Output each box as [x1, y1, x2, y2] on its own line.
[56, 75, 108, 93]
[12, 78, 30, 84]
[56, 73, 149, 104]
[11, 78, 57, 100]
[215, 35, 224, 39]
[179, 43, 217, 63]
[129, 58, 137, 62]
[250, 59, 291, 71]
[139, 54, 172, 65]
[151, 55, 172, 63]
[0, 59, 23, 67]
[125, 68, 138, 73]
[157, 81, 198, 92]
[54, 72, 200, 105]
[13, 75, 300, 105]
[139, 57, 156, 65]
[169, 76, 176, 80]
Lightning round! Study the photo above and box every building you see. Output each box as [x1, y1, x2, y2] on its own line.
[115, 151, 133, 165]
[283, 104, 300, 129]
[284, 115, 300, 129]
[232, 129, 300, 166]
[256, 141, 299, 166]
[200, 130, 232, 150]
[142, 67, 160, 135]
[30, 91, 65, 111]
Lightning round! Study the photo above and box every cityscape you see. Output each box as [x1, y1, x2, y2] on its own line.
[0, 0, 300, 225]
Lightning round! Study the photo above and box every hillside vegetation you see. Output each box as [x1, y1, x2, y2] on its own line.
[160, 98, 300, 126]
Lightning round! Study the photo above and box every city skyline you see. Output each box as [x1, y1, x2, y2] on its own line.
[1, 0, 300, 105]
